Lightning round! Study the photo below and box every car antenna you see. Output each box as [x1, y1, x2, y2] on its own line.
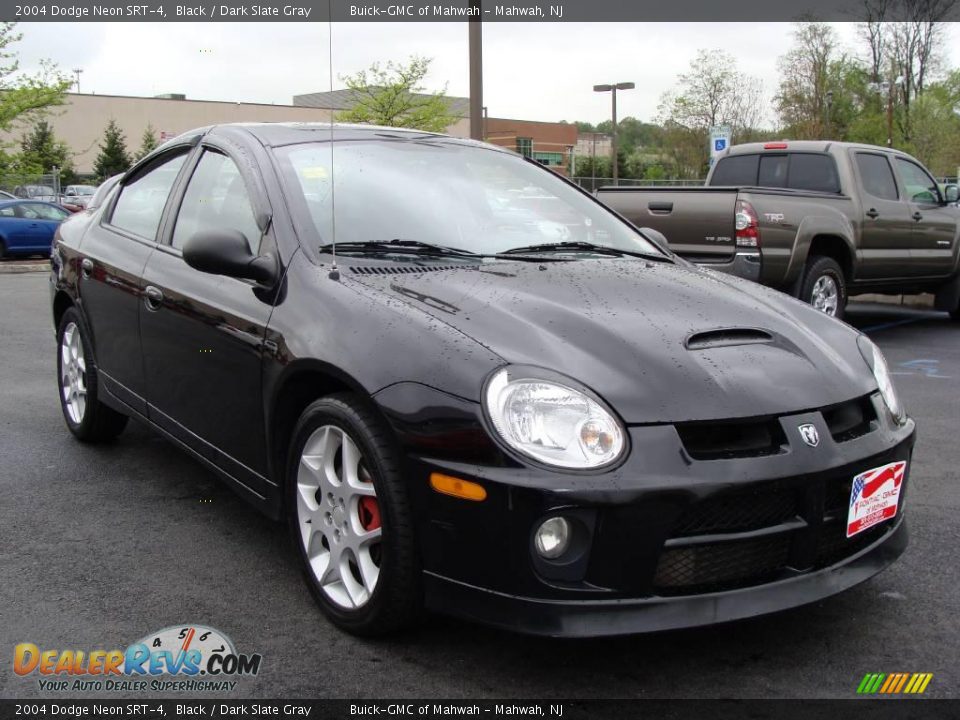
[327, 4, 340, 281]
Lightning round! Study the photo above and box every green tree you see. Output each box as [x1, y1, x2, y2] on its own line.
[20, 119, 75, 183]
[0, 23, 71, 133]
[137, 124, 158, 160]
[336, 56, 457, 133]
[93, 120, 132, 180]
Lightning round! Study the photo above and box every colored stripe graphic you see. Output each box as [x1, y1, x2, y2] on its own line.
[857, 673, 932, 694]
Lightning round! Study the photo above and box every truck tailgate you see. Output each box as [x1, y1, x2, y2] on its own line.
[597, 188, 739, 264]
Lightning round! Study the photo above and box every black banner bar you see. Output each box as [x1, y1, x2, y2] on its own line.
[1, 700, 958, 720]
[1, 0, 959, 22]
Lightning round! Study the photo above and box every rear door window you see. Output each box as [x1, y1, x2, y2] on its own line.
[109, 152, 188, 241]
[710, 155, 758, 186]
[855, 153, 899, 201]
[787, 154, 840, 193]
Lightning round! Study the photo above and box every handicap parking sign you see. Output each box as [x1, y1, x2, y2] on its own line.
[714, 138, 727, 152]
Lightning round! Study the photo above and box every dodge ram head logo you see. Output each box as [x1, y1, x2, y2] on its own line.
[798, 424, 820, 447]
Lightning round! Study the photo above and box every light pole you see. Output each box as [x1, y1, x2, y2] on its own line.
[468, 2, 483, 140]
[593, 82, 634, 185]
[72, 68, 83, 93]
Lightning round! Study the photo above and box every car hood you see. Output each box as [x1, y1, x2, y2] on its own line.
[347, 258, 875, 423]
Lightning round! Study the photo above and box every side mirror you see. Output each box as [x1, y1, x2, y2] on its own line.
[182, 229, 277, 285]
[944, 185, 959, 204]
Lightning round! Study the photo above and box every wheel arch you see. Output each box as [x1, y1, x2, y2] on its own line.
[52, 290, 75, 332]
[266, 360, 394, 515]
[806, 235, 854, 282]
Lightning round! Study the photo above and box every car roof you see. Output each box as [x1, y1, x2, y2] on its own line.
[166, 122, 511, 154]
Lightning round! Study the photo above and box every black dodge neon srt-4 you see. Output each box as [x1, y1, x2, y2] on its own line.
[50, 123, 915, 637]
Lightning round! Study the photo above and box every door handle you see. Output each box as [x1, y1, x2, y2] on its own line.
[912, 211, 923, 221]
[648, 201, 674, 213]
[80, 258, 93, 277]
[865, 208, 879, 219]
[144, 285, 164, 311]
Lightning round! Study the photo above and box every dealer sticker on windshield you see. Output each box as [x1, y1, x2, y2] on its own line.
[847, 461, 907, 538]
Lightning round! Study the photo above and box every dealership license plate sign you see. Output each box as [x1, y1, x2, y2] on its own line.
[847, 461, 906, 537]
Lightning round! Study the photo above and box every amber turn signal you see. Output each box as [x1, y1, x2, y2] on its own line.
[430, 473, 487, 502]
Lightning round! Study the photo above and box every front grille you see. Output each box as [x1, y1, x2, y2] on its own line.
[676, 418, 787, 460]
[824, 396, 877, 443]
[672, 486, 799, 537]
[654, 535, 791, 593]
[676, 394, 877, 460]
[650, 460, 905, 595]
[816, 522, 890, 568]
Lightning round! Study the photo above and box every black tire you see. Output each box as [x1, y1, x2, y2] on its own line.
[798, 255, 847, 320]
[56, 307, 129, 442]
[286, 393, 422, 636]
[951, 307, 960, 322]
[0, 239, 6, 259]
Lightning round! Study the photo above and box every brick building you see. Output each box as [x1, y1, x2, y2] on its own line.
[483, 118, 578, 175]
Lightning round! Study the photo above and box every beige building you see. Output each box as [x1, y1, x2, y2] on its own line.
[1, 92, 337, 174]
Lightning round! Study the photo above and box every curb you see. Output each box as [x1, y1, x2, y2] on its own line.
[0, 262, 50, 274]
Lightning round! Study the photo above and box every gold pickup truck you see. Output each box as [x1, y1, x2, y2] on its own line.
[597, 141, 960, 320]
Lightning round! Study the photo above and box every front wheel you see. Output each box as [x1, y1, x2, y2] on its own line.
[56, 308, 129, 441]
[798, 255, 847, 320]
[287, 394, 422, 636]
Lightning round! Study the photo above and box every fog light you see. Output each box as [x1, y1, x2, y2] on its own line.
[535, 517, 571, 559]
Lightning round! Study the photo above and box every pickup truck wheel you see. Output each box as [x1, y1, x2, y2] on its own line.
[287, 394, 422, 636]
[799, 256, 847, 320]
[56, 308, 129, 442]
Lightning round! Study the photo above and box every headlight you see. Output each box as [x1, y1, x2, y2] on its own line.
[857, 336, 905, 424]
[483, 367, 626, 469]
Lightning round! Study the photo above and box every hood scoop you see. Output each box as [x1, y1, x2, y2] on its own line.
[350, 265, 473, 276]
[685, 327, 774, 350]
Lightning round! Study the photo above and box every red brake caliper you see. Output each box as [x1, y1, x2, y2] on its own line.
[358, 496, 381, 531]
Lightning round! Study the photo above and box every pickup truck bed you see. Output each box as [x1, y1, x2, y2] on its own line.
[596, 141, 960, 320]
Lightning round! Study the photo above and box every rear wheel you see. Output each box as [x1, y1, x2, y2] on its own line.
[56, 308, 129, 442]
[287, 394, 421, 636]
[0, 239, 6, 259]
[799, 255, 847, 320]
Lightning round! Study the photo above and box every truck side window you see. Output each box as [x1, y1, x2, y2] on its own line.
[895, 157, 941, 204]
[710, 155, 758, 186]
[758, 155, 788, 187]
[856, 153, 898, 201]
[788, 154, 840, 193]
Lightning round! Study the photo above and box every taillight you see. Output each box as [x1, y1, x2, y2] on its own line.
[735, 200, 760, 249]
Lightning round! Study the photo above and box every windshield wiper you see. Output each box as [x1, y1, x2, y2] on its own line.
[319, 239, 481, 258]
[496, 241, 672, 262]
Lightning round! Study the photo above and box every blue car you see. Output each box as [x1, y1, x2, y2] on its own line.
[0, 200, 70, 259]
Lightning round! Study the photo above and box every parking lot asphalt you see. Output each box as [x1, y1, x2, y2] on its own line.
[1, 270, 958, 700]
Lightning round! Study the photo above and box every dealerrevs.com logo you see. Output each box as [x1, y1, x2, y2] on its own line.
[14, 625, 262, 693]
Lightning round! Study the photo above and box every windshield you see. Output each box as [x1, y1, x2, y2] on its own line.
[274, 139, 664, 257]
[70, 185, 96, 195]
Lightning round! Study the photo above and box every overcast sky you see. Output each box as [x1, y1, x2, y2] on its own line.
[15, 21, 960, 127]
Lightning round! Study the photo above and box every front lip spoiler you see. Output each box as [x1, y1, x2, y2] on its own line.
[423, 518, 907, 638]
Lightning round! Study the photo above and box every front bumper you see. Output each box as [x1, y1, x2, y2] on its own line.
[378, 384, 915, 636]
[424, 518, 907, 637]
